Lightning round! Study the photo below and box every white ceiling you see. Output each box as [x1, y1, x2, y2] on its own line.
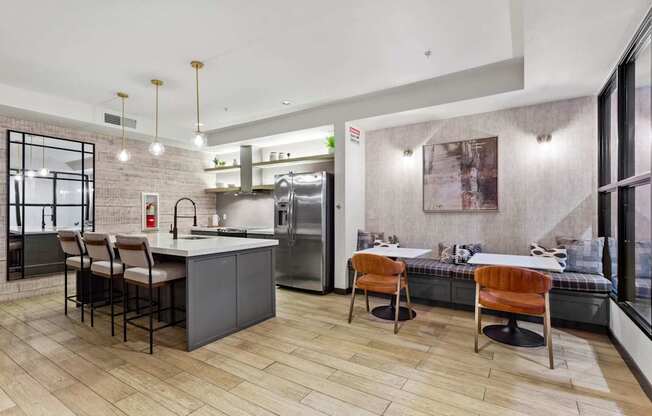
[0, 0, 517, 145]
[355, 0, 652, 131]
[0, 0, 649, 146]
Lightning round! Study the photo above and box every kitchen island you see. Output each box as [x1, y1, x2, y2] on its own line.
[141, 233, 278, 351]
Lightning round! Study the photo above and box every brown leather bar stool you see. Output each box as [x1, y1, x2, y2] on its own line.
[474, 266, 554, 369]
[116, 234, 186, 354]
[84, 232, 124, 335]
[57, 230, 90, 322]
[349, 253, 414, 334]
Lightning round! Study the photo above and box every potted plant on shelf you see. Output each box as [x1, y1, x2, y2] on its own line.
[325, 135, 335, 154]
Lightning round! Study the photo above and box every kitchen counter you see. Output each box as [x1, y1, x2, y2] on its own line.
[146, 232, 277, 256]
[144, 232, 277, 351]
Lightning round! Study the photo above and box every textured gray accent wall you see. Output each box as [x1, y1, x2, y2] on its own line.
[215, 193, 274, 228]
[0, 114, 215, 299]
[365, 96, 597, 256]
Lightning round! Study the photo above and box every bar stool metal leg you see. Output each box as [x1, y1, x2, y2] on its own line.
[149, 276, 154, 354]
[110, 273, 115, 337]
[123, 278, 128, 342]
[80, 268, 85, 323]
[170, 281, 175, 324]
[64, 259, 68, 316]
[90, 268, 95, 327]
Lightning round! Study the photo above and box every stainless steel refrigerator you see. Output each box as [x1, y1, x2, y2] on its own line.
[274, 171, 333, 293]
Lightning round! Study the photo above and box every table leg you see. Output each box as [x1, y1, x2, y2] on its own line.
[482, 317, 544, 347]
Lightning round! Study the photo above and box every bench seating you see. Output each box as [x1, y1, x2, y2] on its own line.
[348, 257, 612, 330]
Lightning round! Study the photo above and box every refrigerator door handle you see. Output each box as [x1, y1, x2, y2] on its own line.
[289, 189, 296, 245]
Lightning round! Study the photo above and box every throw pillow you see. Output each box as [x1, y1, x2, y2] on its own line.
[373, 239, 400, 248]
[556, 237, 605, 275]
[453, 246, 472, 264]
[439, 242, 482, 263]
[357, 230, 384, 250]
[529, 242, 568, 271]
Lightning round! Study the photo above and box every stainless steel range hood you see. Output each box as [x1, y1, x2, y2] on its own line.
[239, 145, 253, 194]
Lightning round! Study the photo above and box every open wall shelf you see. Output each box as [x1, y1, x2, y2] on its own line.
[204, 153, 333, 173]
[204, 165, 240, 173]
[205, 184, 275, 194]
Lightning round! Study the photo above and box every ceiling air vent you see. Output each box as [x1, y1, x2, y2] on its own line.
[104, 112, 137, 129]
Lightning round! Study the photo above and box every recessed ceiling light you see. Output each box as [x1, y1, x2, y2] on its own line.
[281, 100, 292, 106]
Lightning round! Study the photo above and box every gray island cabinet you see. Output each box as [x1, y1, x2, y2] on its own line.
[144, 233, 278, 351]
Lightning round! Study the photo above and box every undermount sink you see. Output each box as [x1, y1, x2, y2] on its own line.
[176, 236, 210, 240]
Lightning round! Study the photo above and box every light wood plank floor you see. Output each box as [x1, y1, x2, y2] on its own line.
[0, 288, 650, 416]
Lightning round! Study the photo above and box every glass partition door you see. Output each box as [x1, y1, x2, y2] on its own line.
[6, 131, 95, 281]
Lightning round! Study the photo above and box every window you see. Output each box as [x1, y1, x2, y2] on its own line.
[599, 13, 652, 333]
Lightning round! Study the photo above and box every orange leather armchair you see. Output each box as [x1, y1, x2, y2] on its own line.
[349, 253, 414, 334]
[474, 266, 554, 369]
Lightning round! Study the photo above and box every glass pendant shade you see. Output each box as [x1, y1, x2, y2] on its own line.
[116, 148, 131, 162]
[39, 167, 49, 176]
[149, 141, 165, 156]
[25, 170, 36, 178]
[13, 173, 22, 182]
[193, 131, 207, 148]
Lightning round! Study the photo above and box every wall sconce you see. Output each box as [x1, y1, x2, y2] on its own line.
[536, 134, 552, 144]
[403, 149, 414, 157]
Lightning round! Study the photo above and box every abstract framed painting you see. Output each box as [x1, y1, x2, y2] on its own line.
[422, 136, 498, 212]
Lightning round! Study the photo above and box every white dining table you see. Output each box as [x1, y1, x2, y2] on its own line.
[354, 246, 432, 259]
[468, 253, 562, 273]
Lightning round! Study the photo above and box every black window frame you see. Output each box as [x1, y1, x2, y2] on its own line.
[6, 130, 96, 281]
[598, 9, 652, 338]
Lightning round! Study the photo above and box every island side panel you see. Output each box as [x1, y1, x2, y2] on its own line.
[186, 254, 238, 350]
[237, 248, 276, 328]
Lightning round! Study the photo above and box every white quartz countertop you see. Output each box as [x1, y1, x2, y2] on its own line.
[141, 233, 278, 257]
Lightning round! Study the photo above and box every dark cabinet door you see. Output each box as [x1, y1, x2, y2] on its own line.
[186, 255, 237, 349]
[237, 249, 274, 327]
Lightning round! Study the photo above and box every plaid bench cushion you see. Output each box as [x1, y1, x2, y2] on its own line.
[547, 271, 612, 293]
[404, 258, 477, 280]
[349, 258, 612, 293]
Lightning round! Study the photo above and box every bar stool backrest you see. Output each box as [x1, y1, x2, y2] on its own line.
[351, 253, 405, 276]
[115, 234, 154, 268]
[57, 230, 85, 256]
[474, 266, 552, 294]
[84, 232, 114, 261]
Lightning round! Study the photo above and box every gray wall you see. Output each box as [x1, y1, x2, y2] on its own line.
[365, 96, 597, 256]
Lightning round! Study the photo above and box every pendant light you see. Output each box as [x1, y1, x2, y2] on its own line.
[148, 79, 165, 156]
[190, 60, 207, 148]
[25, 135, 36, 178]
[115, 92, 131, 162]
[39, 136, 49, 176]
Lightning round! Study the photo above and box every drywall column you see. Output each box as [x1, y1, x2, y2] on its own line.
[334, 122, 347, 290]
[333, 121, 366, 290]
